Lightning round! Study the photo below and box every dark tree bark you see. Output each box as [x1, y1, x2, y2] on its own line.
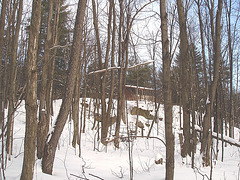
[114, 0, 124, 148]
[194, 0, 208, 94]
[91, 0, 110, 145]
[107, 0, 116, 132]
[37, 0, 54, 159]
[72, 62, 82, 148]
[201, 0, 223, 166]
[225, 0, 234, 138]
[176, 0, 191, 157]
[0, 0, 7, 128]
[6, 0, 23, 156]
[42, 0, 87, 174]
[160, 0, 174, 179]
[20, 0, 42, 179]
[46, 0, 61, 121]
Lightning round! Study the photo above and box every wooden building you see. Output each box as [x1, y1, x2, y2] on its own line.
[125, 85, 154, 101]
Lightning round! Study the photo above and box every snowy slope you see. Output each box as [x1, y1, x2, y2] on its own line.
[4, 99, 240, 180]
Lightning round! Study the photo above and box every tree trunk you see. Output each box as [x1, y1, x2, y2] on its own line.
[201, 0, 223, 166]
[106, 0, 116, 133]
[46, 0, 61, 120]
[176, 0, 191, 157]
[42, 0, 87, 174]
[6, 0, 23, 157]
[20, 0, 41, 179]
[37, 0, 54, 159]
[160, 0, 174, 179]
[72, 63, 82, 148]
[195, 0, 208, 96]
[114, 0, 124, 148]
[226, 0, 234, 138]
[0, 0, 7, 128]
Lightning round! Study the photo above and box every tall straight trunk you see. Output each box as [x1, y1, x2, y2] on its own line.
[6, 0, 23, 157]
[122, 3, 131, 130]
[105, 0, 114, 130]
[0, 0, 7, 127]
[91, 0, 108, 145]
[106, 0, 116, 126]
[160, 0, 174, 179]
[226, 0, 234, 138]
[72, 62, 82, 148]
[82, 57, 87, 133]
[114, 0, 124, 148]
[176, 0, 191, 157]
[42, 0, 87, 174]
[37, 0, 54, 159]
[195, 0, 208, 94]
[206, 0, 215, 82]
[46, 0, 61, 120]
[201, 0, 223, 166]
[20, 0, 41, 179]
[189, 43, 197, 168]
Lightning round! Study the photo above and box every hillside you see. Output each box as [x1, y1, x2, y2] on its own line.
[5, 99, 240, 180]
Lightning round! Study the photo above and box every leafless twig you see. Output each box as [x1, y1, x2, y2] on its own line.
[111, 166, 125, 179]
[70, 173, 89, 180]
[89, 173, 104, 180]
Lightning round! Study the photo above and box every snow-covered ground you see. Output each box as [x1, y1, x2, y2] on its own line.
[4, 99, 240, 180]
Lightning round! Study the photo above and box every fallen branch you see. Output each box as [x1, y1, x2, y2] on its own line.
[127, 60, 155, 70]
[195, 127, 240, 148]
[88, 67, 121, 75]
[50, 43, 72, 50]
[193, 166, 210, 180]
[106, 135, 165, 147]
[88, 60, 154, 75]
[70, 173, 89, 180]
[89, 173, 104, 180]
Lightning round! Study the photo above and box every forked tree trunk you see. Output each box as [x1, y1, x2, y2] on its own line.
[20, 0, 41, 179]
[42, 0, 87, 174]
[201, 0, 223, 166]
[160, 0, 174, 179]
[106, 0, 116, 132]
[72, 63, 82, 148]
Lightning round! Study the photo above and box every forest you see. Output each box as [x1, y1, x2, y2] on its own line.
[0, 0, 240, 179]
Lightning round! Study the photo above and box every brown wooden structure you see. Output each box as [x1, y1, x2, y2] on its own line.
[125, 85, 154, 101]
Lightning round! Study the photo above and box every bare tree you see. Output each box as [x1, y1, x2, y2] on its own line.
[0, 0, 7, 128]
[20, 0, 42, 179]
[225, 0, 234, 138]
[201, 0, 223, 166]
[37, 0, 54, 159]
[6, 0, 23, 157]
[160, 0, 174, 179]
[176, 0, 191, 157]
[42, 0, 87, 174]
[46, 0, 61, 125]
